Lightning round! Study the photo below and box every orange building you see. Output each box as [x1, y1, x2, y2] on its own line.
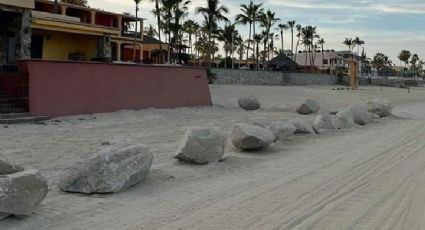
[0, 0, 168, 64]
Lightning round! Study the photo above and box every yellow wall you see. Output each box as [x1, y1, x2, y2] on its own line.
[0, 0, 34, 9]
[40, 32, 97, 61]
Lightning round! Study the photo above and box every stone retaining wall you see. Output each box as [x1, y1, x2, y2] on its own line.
[212, 69, 337, 86]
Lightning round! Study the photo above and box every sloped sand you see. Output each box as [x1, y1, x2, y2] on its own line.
[2, 85, 425, 230]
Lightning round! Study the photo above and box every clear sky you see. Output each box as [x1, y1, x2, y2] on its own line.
[88, 0, 425, 64]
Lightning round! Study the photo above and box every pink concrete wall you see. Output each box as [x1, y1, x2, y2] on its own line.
[23, 60, 212, 117]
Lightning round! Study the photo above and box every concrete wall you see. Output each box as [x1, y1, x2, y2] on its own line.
[22, 60, 212, 117]
[213, 69, 337, 86]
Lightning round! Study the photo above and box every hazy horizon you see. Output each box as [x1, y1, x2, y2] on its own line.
[88, 0, 425, 64]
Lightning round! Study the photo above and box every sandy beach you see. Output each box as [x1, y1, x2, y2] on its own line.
[2, 85, 425, 230]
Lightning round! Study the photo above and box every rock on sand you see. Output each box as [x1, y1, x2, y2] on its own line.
[312, 114, 336, 134]
[232, 123, 274, 151]
[176, 128, 227, 164]
[268, 121, 296, 140]
[0, 169, 48, 217]
[238, 95, 261, 110]
[60, 144, 153, 194]
[367, 99, 393, 117]
[297, 99, 320, 115]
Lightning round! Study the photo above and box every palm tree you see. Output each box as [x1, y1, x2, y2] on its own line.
[172, 0, 191, 63]
[259, 10, 279, 65]
[133, 0, 142, 61]
[317, 38, 325, 71]
[251, 3, 263, 68]
[161, 0, 174, 63]
[235, 35, 245, 69]
[253, 33, 263, 70]
[196, 0, 229, 68]
[144, 24, 158, 37]
[235, 2, 254, 65]
[398, 50, 411, 68]
[151, 0, 163, 63]
[294, 24, 302, 61]
[301, 26, 319, 71]
[183, 20, 199, 59]
[218, 23, 238, 69]
[343, 38, 354, 58]
[352, 36, 365, 56]
[277, 23, 288, 53]
[286, 20, 296, 55]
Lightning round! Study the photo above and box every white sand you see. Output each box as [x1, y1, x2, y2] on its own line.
[1, 85, 425, 230]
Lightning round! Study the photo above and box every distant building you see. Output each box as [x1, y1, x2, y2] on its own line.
[0, 0, 169, 64]
[294, 50, 362, 75]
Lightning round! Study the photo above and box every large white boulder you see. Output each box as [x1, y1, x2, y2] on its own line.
[290, 118, 315, 134]
[268, 121, 296, 140]
[367, 99, 393, 117]
[238, 95, 261, 110]
[312, 114, 336, 134]
[349, 104, 372, 125]
[176, 128, 227, 164]
[60, 144, 153, 194]
[297, 99, 320, 115]
[334, 109, 355, 129]
[232, 123, 274, 150]
[0, 170, 48, 217]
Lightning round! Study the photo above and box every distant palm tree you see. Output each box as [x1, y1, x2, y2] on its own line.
[317, 38, 325, 70]
[218, 23, 238, 68]
[150, 0, 163, 62]
[286, 20, 296, 55]
[144, 24, 158, 37]
[343, 38, 354, 58]
[294, 24, 302, 61]
[398, 50, 411, 68]
[235, 2, 254, 65]
[183, 20, 199, 58]
[301, 26, 319, 71]
[253, 33, 263, 70]
[133, 0, 142, 61]
[352, 36, 365, 56]
[259, 10, 279, 64]
[278, 23, 288, 53]
[196, 0, 229, 68]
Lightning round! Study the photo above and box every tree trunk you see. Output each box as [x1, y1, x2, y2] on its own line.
[246, 22, 252, 66]
[291, 28, 294, 55]
[208, 25, 212, 69]
[155, 0, 163, 64]
[281, 30, 284, 52]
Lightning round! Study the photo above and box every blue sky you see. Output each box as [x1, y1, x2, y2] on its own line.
[89, 0, 425, 64]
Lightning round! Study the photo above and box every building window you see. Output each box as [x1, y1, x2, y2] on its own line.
[323, 59, 328, 65]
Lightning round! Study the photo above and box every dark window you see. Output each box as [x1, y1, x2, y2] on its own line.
[323, 59, 328, 65]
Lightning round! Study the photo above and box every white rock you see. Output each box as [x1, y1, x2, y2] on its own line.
[238, 95, 261, 110]
[60, 144, 153, 194]
[232, 123, 274, 150]
[268, 122, 296, 140]
[176, 128, 227, 164]
[0, 170, 48, 216]
[312, 114, 336, 134]
[334, 109, 355, 129]
[367, 99, 393, 117]
[290, 118, 315, 134]
[349, 104, 372, 125]
[297, 99, 320, 115]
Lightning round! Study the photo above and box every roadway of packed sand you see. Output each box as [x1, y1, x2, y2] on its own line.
[2, 85, 425, 230]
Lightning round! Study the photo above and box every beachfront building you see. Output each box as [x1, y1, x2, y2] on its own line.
[294, 50, 362, 75]
[0, 0, 169, 64]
